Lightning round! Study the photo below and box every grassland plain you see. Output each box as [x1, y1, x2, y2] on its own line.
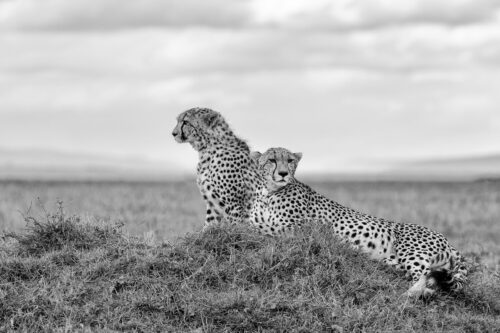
[0, 180, 500, 332]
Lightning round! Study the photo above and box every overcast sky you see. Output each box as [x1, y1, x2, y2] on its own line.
[1, 0, 500, 174]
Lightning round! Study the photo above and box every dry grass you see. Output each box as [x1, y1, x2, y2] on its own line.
[1, 206, 499, 332]
[0, 179, 499, 331]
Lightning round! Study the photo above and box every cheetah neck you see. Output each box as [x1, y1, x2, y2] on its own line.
[193, 129, 248, 153]
[270, 177, 298, 192]
[212, 125, 234, 138]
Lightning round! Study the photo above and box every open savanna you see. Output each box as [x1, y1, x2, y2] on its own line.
[1, 179, 499, 332]
[1, 179, 499, 259]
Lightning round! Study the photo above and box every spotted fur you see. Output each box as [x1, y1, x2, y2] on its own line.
[250, 148, 302, 193]
[252, 147, 469, 297]
[173, 108, 287, 236]
[172, 107, 266, 228]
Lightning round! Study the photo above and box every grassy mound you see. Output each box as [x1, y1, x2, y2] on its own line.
[1, 206, 499, 332]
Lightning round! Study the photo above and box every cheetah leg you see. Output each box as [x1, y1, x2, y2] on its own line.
[405, 268, 435, 298]
[202, 203, 223, 230]
[224, 205, 246, 225]
[383, 257, 410, 278]
[383, 257, 404, 271]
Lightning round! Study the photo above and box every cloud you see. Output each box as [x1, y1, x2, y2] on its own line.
[253, 0, 500, 30]
[2, 0, 499, 32]
[2, 0, 500, 173]
[0, 0, 251, 31]
[3, 21, 500, 84]
[196, 68, 500, 173]
[3, 62, 500, 173]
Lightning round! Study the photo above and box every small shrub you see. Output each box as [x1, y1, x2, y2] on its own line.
[5, 202, 123, 256]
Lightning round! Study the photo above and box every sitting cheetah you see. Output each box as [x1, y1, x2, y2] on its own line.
[251, 147, 469, 297]
[172, 107, 268, 229]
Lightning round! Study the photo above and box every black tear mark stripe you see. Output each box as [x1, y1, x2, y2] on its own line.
[180, 113, 189, 140]
[180, 121, 186, 138]
[271, 156, 277, 176]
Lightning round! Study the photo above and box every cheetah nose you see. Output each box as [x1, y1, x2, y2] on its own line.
[278, 171, 288, 177]
[172, 130, 178, 137]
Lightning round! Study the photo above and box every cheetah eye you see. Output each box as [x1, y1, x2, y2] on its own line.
[268, 159, 276, 163]
[287, 159, 294, 163]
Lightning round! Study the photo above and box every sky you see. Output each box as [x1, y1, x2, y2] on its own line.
[1, 0, 500, 175]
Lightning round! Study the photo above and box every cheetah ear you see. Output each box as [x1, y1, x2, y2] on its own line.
[202, 112, 220, 128]
[249, 151, 262, 164]
[294, 152, 302, 162]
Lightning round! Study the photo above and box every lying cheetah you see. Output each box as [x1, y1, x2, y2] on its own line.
[250, 148, 302, 194]
[251, 147, 468, 297]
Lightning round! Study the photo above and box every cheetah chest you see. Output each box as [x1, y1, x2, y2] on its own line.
[197, 159, 227, 216]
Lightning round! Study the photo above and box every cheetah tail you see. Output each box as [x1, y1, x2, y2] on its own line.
[429, 250, 468, 292]
[449, 251, 469, 292]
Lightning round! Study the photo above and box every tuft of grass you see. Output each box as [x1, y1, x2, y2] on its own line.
[4, 202, 123, 256]
[0, 205, 499, 332]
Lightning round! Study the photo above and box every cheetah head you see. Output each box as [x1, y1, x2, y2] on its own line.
[172, 107, 227, 150]
[250, 147, 302, 192]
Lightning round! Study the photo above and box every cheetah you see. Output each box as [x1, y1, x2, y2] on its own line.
[251, 147, 469, 297]
[172, 108, 290, 235]
[172, 107, 270, 230]
[249, 148, 302, 194]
